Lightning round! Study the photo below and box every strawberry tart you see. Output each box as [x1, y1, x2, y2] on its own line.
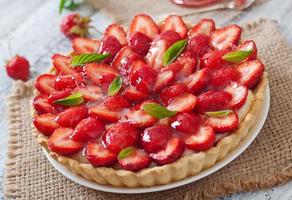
[32, 14, 268, 187]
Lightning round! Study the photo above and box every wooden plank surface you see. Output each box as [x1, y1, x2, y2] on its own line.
[0, 0, 291, 199]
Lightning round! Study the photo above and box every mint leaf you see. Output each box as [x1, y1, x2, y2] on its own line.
[118, 147, 134, 159]
[142, 102, 177, 119]
[108, 76, 122, 96]
[71, 53, 110, 66]
[54, 92, 84, 106]
[205, 110, 233, 117]
[222, 50, 253, 63]
[163, 39, 187, 66]
[59, 0, 81, 14]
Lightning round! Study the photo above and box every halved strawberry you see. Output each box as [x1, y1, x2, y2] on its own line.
[129, 14, 159, 39]
[33, 113, 60, 136]
[89, 103, 120, 122]
[184, 125, 215, 151]
[160, 15, 187, 38]
[48, 127, 83, 155]
[153, 70, 175, 92]
[48, 90, 71, 104]
[72, 37, 100, 54]
[52, 54, 75, 75]
[195, 91, 232, 113]
[54, 73, 84, 91]
[223, 82, 248, 109]
[200, 49, 230, 69]
[125, 109, 157, 128]
[102, 123, 139, 153]
[75, 85, 103, 102]
[170, 113, 201, 134]
[206, 112, 239, 133]
[209, 66, 240, 88]
[146, 39, 168, 71]
[211, 24, 241, 50]
[167, 93, 197, 113]
[104, 23, 127, 45]
[183, 68, 210, 94]
[236, 40, 257, 61]
[129, 32, 152, 56]
[112, 46, 140, 69]
[123, 87, 148, 103]
[34, 74, 57, 95]
[85, 141, 117, 167]
[188, 19, 215, 38]
[150, 137, 185, 165]
[235, 59, 264, 88]
[104, 95, 131, 109]
[159, 83, 188, 105]
[159, 30, 182, 46]
[186, 34, 210, 57]
[140, 124, 172, 153]
[118, 147, 151, 171]
[84, 63, 118, 86]
[33, 95, 58, 114]
[98, 35, 123, 63]
[71, 118, 105, 143]
[55, 105, 88, 128]
[177, 52, 197, 77]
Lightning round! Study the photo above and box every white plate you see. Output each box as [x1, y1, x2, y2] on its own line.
[43, 86, 270, 194]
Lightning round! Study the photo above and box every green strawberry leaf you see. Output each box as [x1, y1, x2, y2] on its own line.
[142, 102, 177, 119]
[118, 147, 134, 159]
[222, 50, 253, 63]
[108, 76, 122, 96]
[54, 92, 84, 106]
[205, 110, 233, 117]
[162, 39, 187, 66]
[71, 53, 110, 66]
[59, 0, 81, 14]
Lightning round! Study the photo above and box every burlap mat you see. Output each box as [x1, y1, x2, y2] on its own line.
[3, 19, 292, 200]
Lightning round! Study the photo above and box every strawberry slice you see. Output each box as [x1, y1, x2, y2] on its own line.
[130, 64, 157, 93]
[56, 105, 88, 128]
[54, 73, 84, 91]
[159, 30, 182, 46]
[188, 19, 215, 38]
[72, 37, 100, 54]
[98, 35, 123, 64]
[183, 68, 210, 94]
[129, 14, 159, 39]
[223, 82, 248, 109]
[167, 93, 197, 113]
[150, 137, 185, 165]
[170, 113, 201, 134]
[235, 59, 264, 88]
[186, 34, 211, 57]
[48, 90, 71, 104]
[184, 125, 215, 151]
[153, 70, 175, 92]
[48, 127, 83, 155]
[102, 123, 139, 153]
[200, 49, 230, 69]
[85, 141, 117, 167]
[34, 74, 57, 95]
[195, 91, 232, 113]
[75, 85, 103, 102]
[104, 95, 131, 109]
[176, 52, 197, 77]
[236, 40, 257, 61]
[123, 87, 148, 103]
[140, 124, 172, 153]
[160, 15, 187, 38]
[89, 103, 120, 122]
[84, 63, 118, 86]
[209, 66, 240, 88]
[146, 39, 168, 71]
[159, 83, 188, 105]
[118, 147, 151, 171]
[52, 54, 75, 75]
[125, 109, 157, 128]
[71, 118, 105, 143]
[211, 24, 241, 50]
[104, 23, 127, 45]
[112, 46, 140, 70]
[33, 113, 60, 136]
[129, 32, 152, 56]
[33, 95, 58, 114]
[206, 112, 239, 133]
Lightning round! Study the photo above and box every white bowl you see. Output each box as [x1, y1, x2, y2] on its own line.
[43, 85, 270, 194]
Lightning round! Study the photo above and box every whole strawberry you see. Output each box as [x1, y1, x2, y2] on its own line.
[60, 13, 91, 40]
[6, 55, 30, 81]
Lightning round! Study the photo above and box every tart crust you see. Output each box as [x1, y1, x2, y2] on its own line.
[32, 67, 268, 187]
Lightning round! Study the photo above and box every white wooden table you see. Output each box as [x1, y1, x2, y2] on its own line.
[0, 0, 291, 199]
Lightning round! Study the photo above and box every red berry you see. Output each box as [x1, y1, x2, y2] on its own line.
[200, 49, 230, 69]
[33, 95, 57, 114]
[188, 19, 215, 38]
[54, 73, 83, 90]
[210, 66, 240, 88]
[159, 30, 182, 45]
[129, 14, 159, 39]
[167, 93, 197, 113]
[104, 95, 131, 109]
[160, 15, 187, 38]
[102, 123, 139, 153]
[72, 37, 100, 54]
[89, 103, 120, 123]
[206, 112, 239, 133]
[187, 34, 210, 57]
[99, 35, 122, 63]
[5, 55, 30, 81]
[118, 148, 151, 171]
[211, 24, 241, 50]
[170, 113, 201, 134]
[47, 90, 71, 104]
[104, 23, 127, 45]
[60, 13, 91, 40]
[56, 105, 88, 128]
[159, 83, 188, 105]
[34, 74, 58, 95]
[183, 68, 210, 94]
[33, 113, 60, 136]
[129, 32, 152, 56]
[125, 109, 157, 128]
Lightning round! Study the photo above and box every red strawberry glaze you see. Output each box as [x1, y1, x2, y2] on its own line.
[33, 15, 265, 172]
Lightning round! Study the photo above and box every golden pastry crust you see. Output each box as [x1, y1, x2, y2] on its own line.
[32, 68, 268, 187]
